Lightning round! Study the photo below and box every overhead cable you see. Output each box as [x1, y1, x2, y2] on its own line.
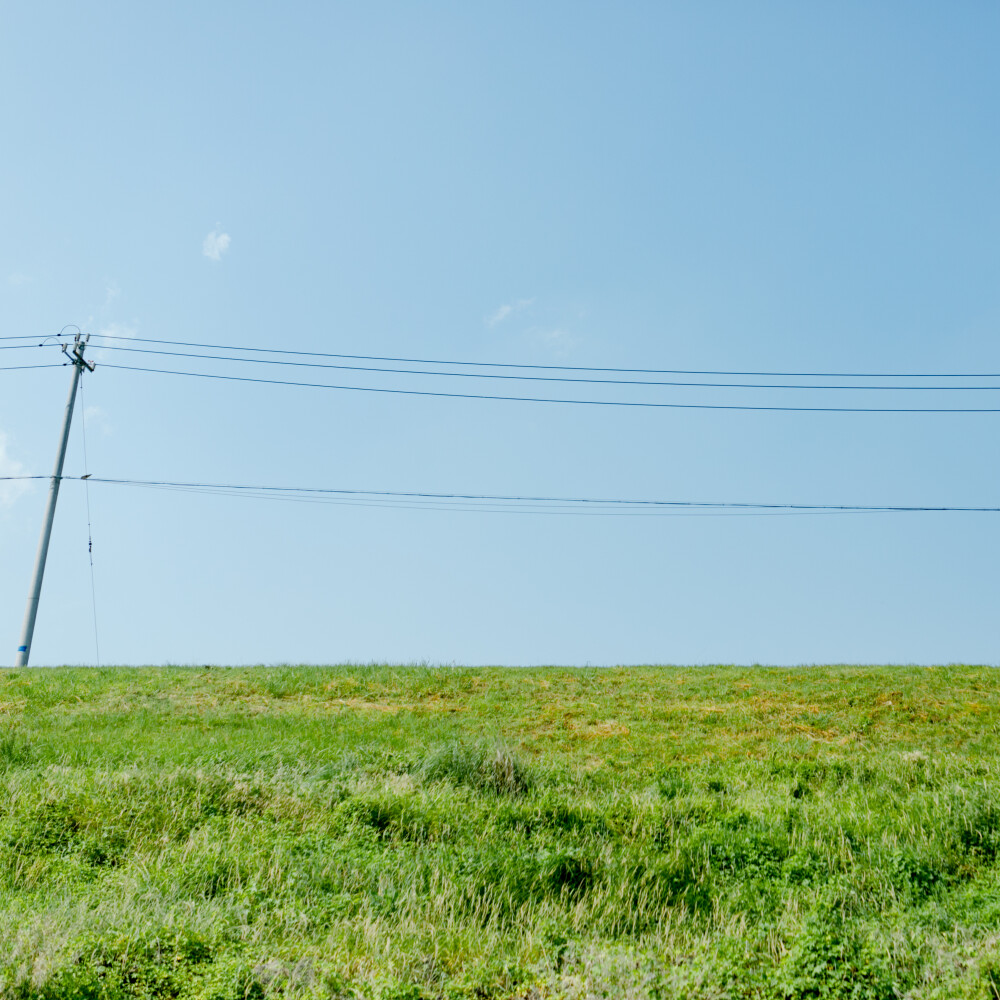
[77, 331, 1000, 380]
[3, 475, 997, 514]
[97, 363, 1000, 412]
[13, 328, 1000, 378]
[0, 363, 69, 372]
[86, 344, 1000, 390]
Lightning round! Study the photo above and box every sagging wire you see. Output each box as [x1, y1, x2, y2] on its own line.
[79, 379, 101, 667]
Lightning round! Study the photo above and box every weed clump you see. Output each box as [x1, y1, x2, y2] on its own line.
[781, 899, 896, 1000]
[0, 727, 35, 773]
[412, 739, 533, 797]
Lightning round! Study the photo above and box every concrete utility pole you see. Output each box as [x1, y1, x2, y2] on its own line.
[14, 334, 95, 667]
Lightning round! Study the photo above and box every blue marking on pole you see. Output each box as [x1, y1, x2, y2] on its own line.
[17, 646, 27, 652]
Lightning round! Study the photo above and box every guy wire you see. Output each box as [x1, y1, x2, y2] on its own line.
[79, 379, 101, 667]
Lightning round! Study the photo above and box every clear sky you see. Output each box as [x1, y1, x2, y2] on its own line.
[1, 1, 998, 666]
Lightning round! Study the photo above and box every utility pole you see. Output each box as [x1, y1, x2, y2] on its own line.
[14, 333, 95, 667]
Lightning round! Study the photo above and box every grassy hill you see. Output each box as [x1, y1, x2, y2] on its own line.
[2, 664, 1000, 999]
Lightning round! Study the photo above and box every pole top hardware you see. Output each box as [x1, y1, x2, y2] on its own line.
[60, 333, 96, 373]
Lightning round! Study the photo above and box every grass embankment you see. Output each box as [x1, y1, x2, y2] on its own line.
[2, 665, 1000, 999]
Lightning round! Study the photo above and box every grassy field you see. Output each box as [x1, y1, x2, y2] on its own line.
[2, 664, 1000, 1000]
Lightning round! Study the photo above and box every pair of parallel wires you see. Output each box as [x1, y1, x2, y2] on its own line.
[4, 473, 998, 516]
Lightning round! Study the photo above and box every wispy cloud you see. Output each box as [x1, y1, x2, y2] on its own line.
[531, 327, 577, 359]
[98, 321, 137, 342]
[202, 229, 231, 262]
[7, 272, 31, 286]
[104, 281, 121, 308]
[83, 405, 112, 436]
[91, 321, 138, 361]
[0, 432, 31, 507]
[486, 297, 534, 328]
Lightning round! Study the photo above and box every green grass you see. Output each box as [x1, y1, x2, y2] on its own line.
[2, 664, 1000, 999]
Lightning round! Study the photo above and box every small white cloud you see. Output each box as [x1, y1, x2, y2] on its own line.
[7, 272, 31, 286]
[104, 281, 121, 307]
[0, 432, 31, 507]
[202, 229, 231, 262]
[486, 297, 534, 328]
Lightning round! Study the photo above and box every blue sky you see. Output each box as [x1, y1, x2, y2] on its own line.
[1, 1, 998, 666]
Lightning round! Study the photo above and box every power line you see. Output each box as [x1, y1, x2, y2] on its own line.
[77, 331, 1000, 379]
[0, 363, 68, 372]
[1, 326, 78, 343]
[98, 362, 1000, 412]
[3, 474, 997, 514]
[11, 327, 1000, 378]
[87, 344, 1000, 390]
[117, 482, 831, 517]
